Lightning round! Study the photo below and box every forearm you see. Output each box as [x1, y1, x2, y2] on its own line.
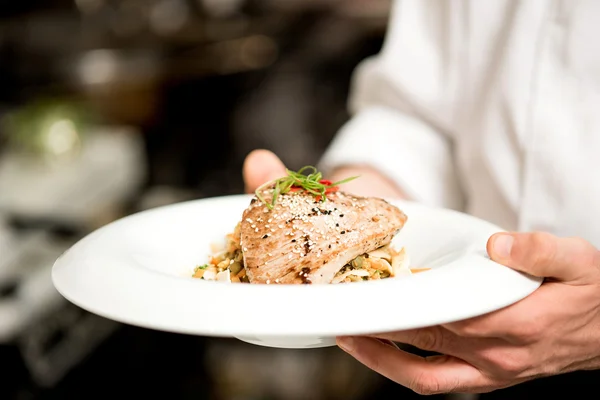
[318, 1, 464, 208]
[329, 165, 406, 200]
[319, 107, 464, 209]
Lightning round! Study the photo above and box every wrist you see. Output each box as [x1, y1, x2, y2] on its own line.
[328, 165, 406, 200]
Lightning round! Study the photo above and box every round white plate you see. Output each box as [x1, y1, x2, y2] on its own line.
[52, 195, 542, 349]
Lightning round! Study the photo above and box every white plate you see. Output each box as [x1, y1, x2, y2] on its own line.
[52, 195, 542, 349]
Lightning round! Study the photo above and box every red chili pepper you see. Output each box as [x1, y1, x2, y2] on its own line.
[289, 180, 338, 200]
[320, 180, 339, 192]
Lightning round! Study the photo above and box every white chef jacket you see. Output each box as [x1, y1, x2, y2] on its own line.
[319, 0, 600, 247]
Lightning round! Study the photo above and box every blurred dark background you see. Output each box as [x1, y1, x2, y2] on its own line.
[0, 1, 430, 399]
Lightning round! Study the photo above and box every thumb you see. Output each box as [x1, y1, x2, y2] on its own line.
[487, 232, 600, 283]
[242, 149, 286, 194]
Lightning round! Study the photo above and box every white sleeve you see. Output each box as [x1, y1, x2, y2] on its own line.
[319, 0, 465, 210]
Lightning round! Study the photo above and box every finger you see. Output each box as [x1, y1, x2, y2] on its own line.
[376, 338, 400, 349]
[242, 149, 286, 194]
[487, 232, 600, 283]
[369, 329, 537, 380]
[369, 327, 458, 353]
[368, 327, 503, 361]
[336, 336, 498, 394]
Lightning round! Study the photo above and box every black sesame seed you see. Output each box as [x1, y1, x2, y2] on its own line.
[341, 231, 346, 234]
[336, 223, 339, 227]
[339, 214, 344, 217]
[292, 239, 296, 242]
[262, 235, 268, 239]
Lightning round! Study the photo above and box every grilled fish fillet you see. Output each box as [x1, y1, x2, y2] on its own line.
[239, 189, 407, 284]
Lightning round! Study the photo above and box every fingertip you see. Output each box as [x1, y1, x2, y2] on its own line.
[336, 336, 356, 353]
[242, 149, 286, 193]
[337, 335, 385, 356]
[243, 149, 279, 169]
[243, 149, 281, 178]
[487, 232, 515, 262]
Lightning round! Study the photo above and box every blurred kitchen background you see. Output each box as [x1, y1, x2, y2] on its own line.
[0, 1, 449, 399]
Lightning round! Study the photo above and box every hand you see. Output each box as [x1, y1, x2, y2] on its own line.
[242, 149, 287, 194]
[336, 232, 600, 394]
[242, 149, 406, 198]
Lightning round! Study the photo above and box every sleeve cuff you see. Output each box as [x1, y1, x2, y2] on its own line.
[318, 106, 464, 210]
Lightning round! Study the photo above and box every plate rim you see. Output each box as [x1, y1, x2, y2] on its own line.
[51, 194, 543, 337]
